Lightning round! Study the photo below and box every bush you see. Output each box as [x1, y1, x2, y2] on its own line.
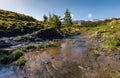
[16, 56, 26, 66]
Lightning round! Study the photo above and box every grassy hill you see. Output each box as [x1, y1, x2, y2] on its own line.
[0, 9, 44, 37]
[0, 9, 37, 22]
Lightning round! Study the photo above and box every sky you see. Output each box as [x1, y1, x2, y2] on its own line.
[0, 0, 120, 21]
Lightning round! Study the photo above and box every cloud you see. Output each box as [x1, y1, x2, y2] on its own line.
[87, 13, 92, 18]
[71, 14, 74, 18]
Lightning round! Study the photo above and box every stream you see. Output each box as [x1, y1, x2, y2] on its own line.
[0, 35, 87, 78]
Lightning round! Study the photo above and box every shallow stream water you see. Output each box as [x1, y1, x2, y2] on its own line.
[0, 35, 87, 78]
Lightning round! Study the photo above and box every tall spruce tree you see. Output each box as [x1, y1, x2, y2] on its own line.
[63, 8, 73, 25]
[43, 14, 48, 22]
[49, 13, 52, 22]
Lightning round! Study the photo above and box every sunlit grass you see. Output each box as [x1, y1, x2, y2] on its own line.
[16, 56, 26, 66]
[101, 40, 118, 51]
[79, 21, 120, 52]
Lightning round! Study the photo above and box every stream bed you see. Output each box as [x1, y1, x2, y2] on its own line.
[0, 35, 87, 78]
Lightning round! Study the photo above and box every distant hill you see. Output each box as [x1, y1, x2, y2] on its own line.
[73, 19, 102, 25]
[0, 9, 37, 22]
[73, 18, 120, 27]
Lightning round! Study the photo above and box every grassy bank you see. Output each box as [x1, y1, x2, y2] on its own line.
[0, 41, 58, 66]
[77, 19, 120, 78]
[79, 19, 120, 54]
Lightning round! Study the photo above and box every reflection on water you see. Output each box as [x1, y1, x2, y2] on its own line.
[0, 35, 87, 78]
[0, 65, 26, 78]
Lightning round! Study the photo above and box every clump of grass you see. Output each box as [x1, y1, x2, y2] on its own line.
[102, 33, 116, 40]
[11, 49, 23, 58]
[100, 33, 118, 51]
[116, 75, 120, 78]
[38, 42, 56, 49]
[38, 44, 46, 48]
[94, 53, 101, 57]
[90, 31, 100, 39]
[24, 44, 37, 51]
[16, 56, 26, 66]
[93, 53, 101, 60]
[0, 49, 23, 64]
[101, 40, 118, 51]
[45, 42, 56, 47]
[0, 54, 7, 64]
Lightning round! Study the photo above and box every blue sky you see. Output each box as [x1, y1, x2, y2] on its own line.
[0, 0, 120, 20]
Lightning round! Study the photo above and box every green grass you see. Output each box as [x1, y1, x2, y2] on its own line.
[101, 39, 118, 51]
[100, 33, 119, 51]
[93, 53, 101, 57]
[0, 9, 45, 37]
[0, 9, 37, 22]
[116, 75, 120, 78]
[0, 49, 23, 64]
[16, 56, 26, 66]
[24, 44, 37, 51]
[79, 19, 120, 53]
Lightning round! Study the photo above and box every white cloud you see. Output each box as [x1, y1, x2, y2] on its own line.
[87, 13, 92, 18]
[71, 14, 74, 18]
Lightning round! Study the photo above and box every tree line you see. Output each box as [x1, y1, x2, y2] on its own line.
[43, 9, 73, 29]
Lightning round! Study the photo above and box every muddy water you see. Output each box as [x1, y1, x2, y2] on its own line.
[0, 35, 87, 78]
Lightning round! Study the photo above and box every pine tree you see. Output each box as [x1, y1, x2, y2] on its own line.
[63, 8, 73, 25]
[49, 13, 52, 22]
[43, 14, 48, 22]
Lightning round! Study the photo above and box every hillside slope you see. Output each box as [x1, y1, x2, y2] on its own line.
[0, 9, 44, 37]
[0, 9, 37, 22]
